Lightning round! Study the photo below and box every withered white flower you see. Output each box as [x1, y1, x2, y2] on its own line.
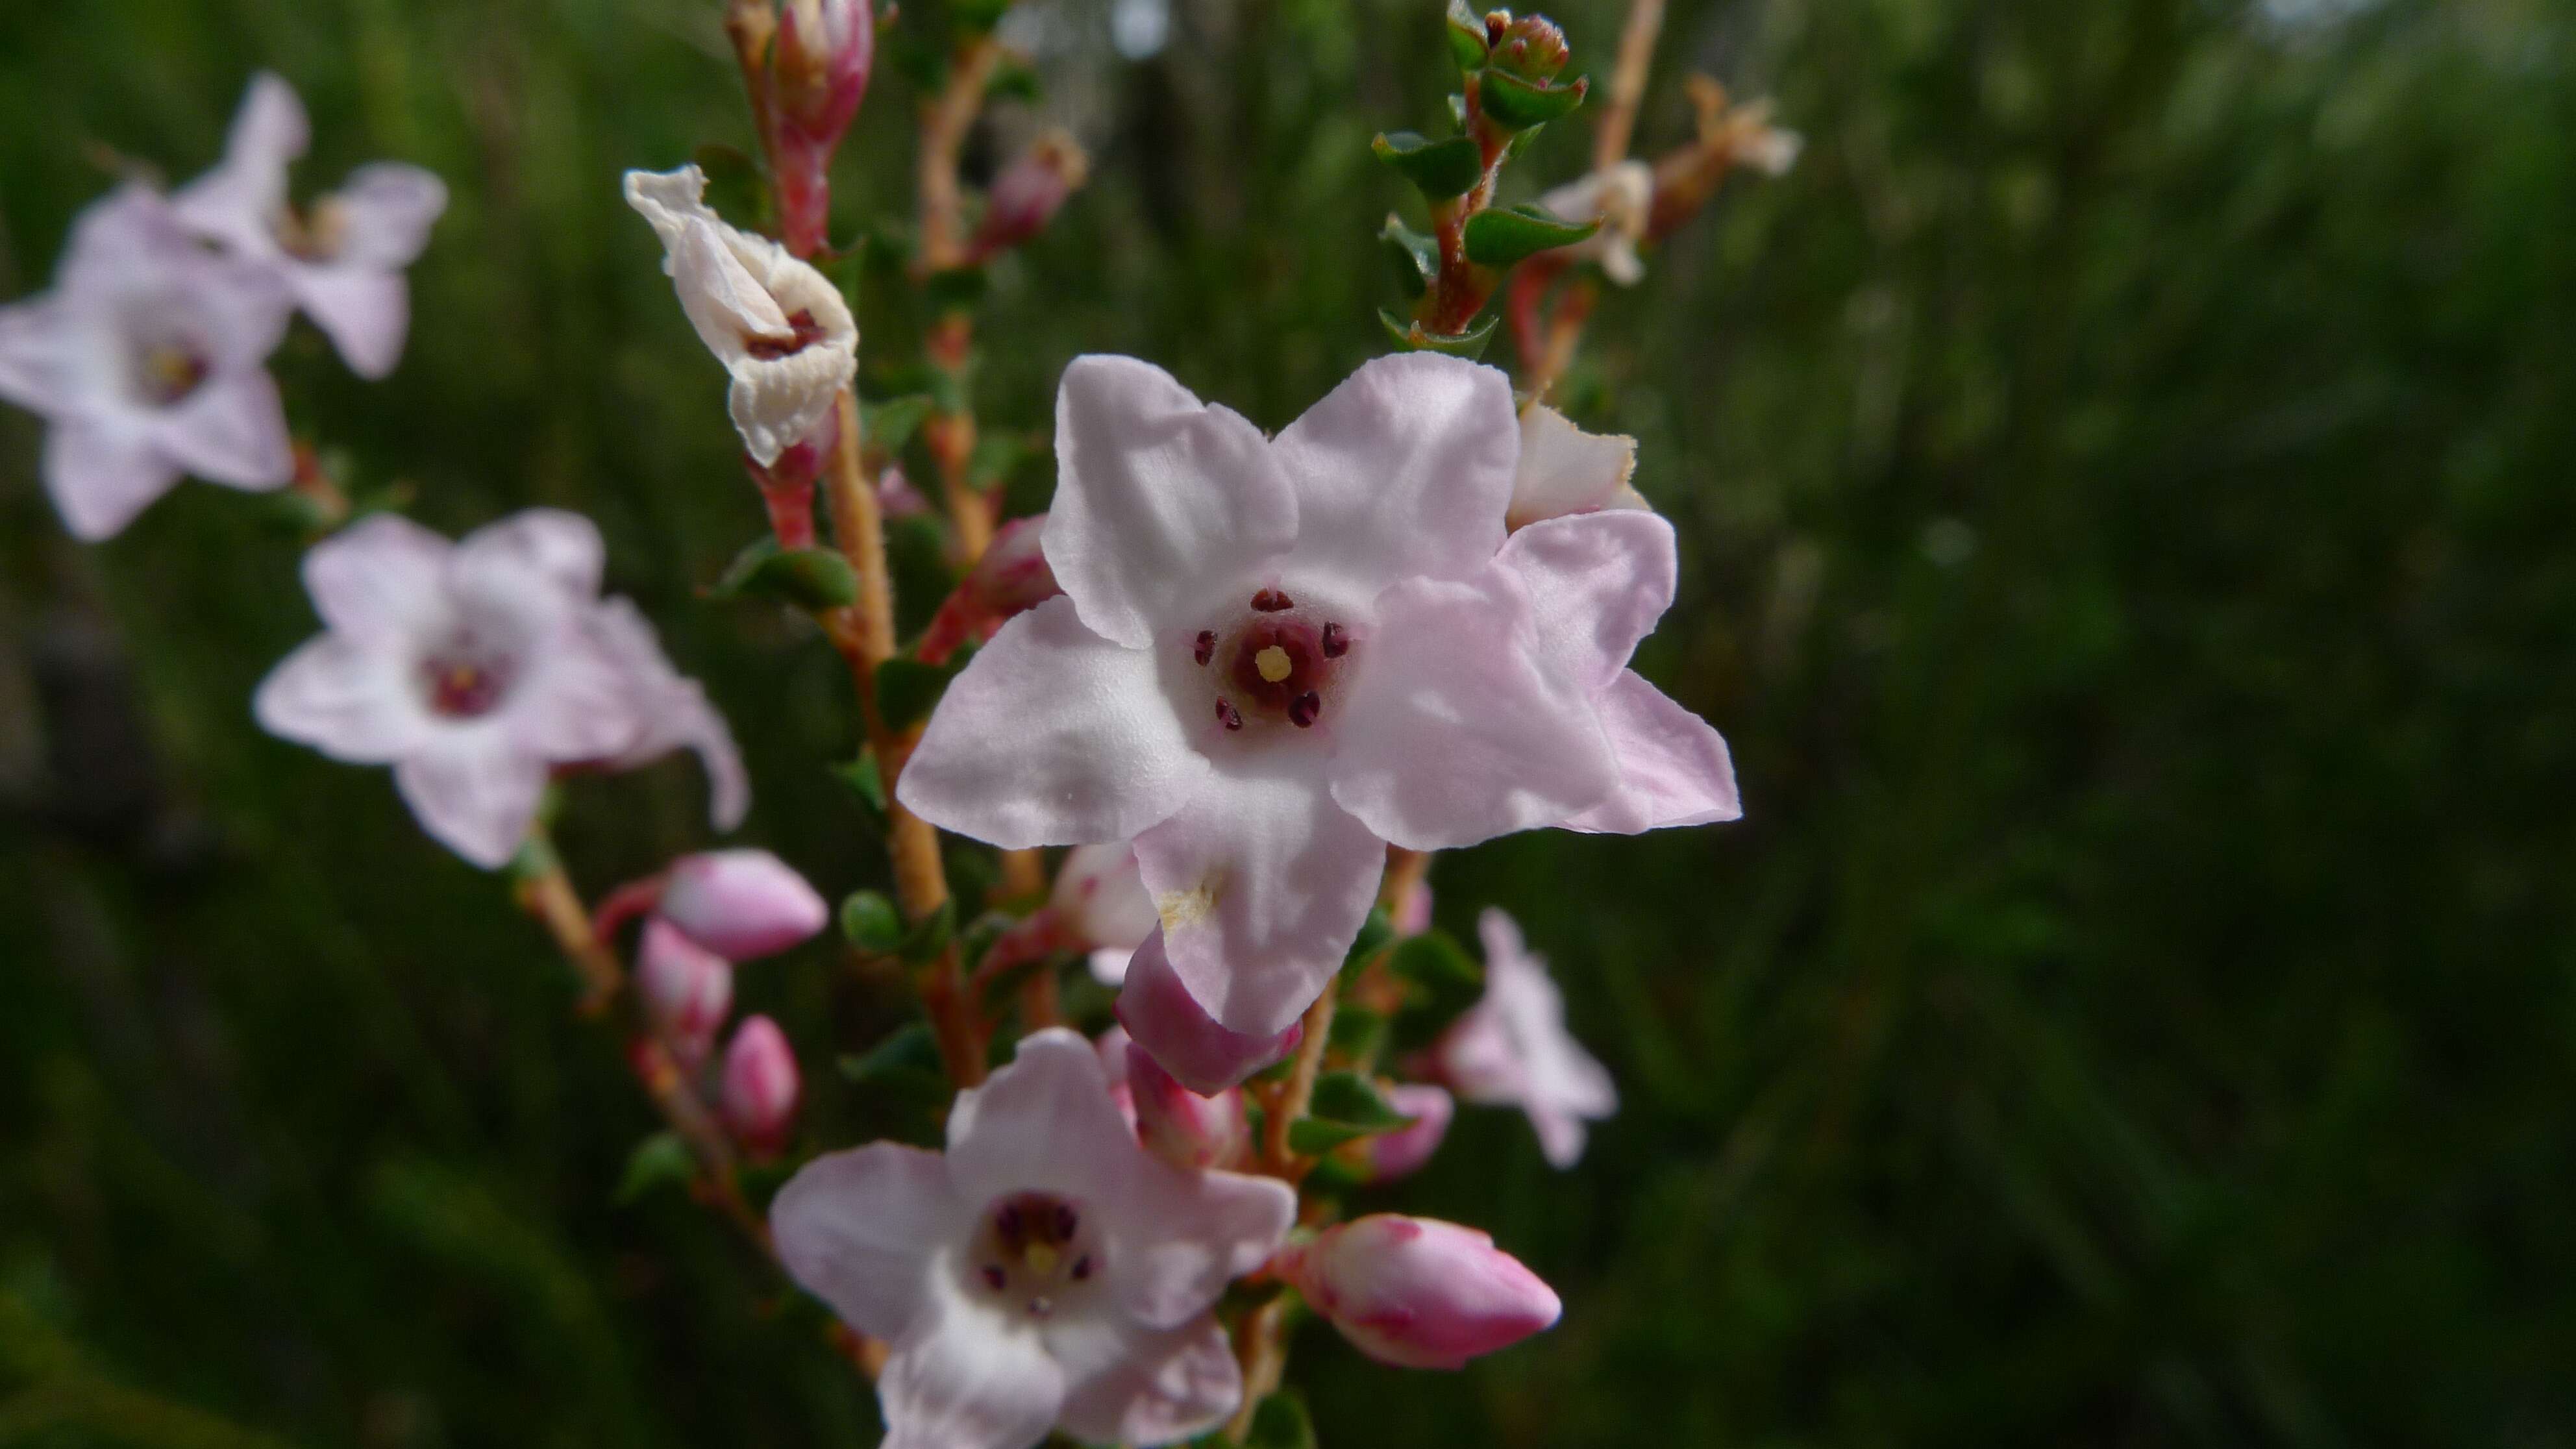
[1536, 159, 1655, 287]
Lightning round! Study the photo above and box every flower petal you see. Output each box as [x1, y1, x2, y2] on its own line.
[1053, 1317, 1242, 1447]
[1043, 355, 1294, 649]
[302, 512, 452, 639]
[0, 295, 78, 415]
[1496, 510, 1676, 693]
[253, 635, 430, 763]
[584, 598, 749, 828]
[1132, 762, 1383, 1037]
[1111, 1162, 1296, 1330]
[1270, 353, 1516, 597]
[623, 166, 794, 347]
[1559, 670, 1742, 834]
[171, 73, 305, 254]
[898, 597, 1209, 850]
[502, 623, 647, 763]
[392, 736, 551, 869]
[1507, 403, 1640, 529]
[771, 1142, 961, 1341]
[41, 419, 177, 541]
[331, 162, 447, 269]
[295, 267, 410, 380]
[450, 508, 605, 604]
[1115, 928, 1302, 1094]
[154, 369, 293, 489]
[1328, 568, 1615, 850]
[725, 343, 852, 470]
[943, 1028, 1144, 1212]
[879, 1304, 1066, 1449]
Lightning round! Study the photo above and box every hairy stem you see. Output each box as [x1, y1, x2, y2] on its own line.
[1592, 0, 1667, 173]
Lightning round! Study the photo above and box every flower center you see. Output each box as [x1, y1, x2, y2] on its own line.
[134, 344, 209, 407]
[273, 197, 349, 263]
[415, 632, 521, 719]
[743, 308, 828, 360]
[1194, 588, 1357, 736]
[970, 1191, 1100, 1322]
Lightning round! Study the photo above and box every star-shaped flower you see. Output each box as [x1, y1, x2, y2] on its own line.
[774, 1028, 1294, 1449]
[0, 186, 293, 539]
[1435, 910, 1617, 1168]
[175, 72, 447, 380]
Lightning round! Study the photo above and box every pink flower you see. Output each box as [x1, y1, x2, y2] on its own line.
[582, 602, 750, 833]
[1363, 1084, 1454, 1181]
[254, 510, 740, 868]
[773, 1029, 1296, 1449]
[623, 166, 856, 465]
[174, 73, 447, 380]
[1504, 403, 1648, 531]
[968, 130, 1090, 262]
[656, 849, 828, 961]
[772, 0, 874, 258]
[919, 513, 1065, 665]
[1272, 1215, 1560, 1370]
[0, 185, 293, 539]
[1125, 1042, 1250, 1172]
[900, 354, 1628, 1039]
[1049, 841, 1156, 986]
[1115, 930, 1302, 1095]
[721, 1014, 801, 1158]
[1436, 910, 1617, 1169]
[636, 918, 732, 1068]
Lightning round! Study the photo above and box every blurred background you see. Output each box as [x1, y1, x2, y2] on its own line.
[5, 0, 2575, 1443]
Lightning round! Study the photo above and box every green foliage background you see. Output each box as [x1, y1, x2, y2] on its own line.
[5, 0, 2573, 1443]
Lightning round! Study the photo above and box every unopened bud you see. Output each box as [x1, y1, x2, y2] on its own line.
[1116, 928, 1302, 1095]
[1489, 12, 1570, 82]
[1390, 874, 1434, 937]
[721, 1015, 802, 1158]
[1363, 1084, 1454, 1180]
[1275, 1215, 1560, 1369]
[657, 850, 830, 962]
[1126, 1042, 1251, 1171]
[968, 130, 1090, 261]
[918, 513, 1066, 663]
[772, 0, 874, 255]
[636, 918, 733, 1069]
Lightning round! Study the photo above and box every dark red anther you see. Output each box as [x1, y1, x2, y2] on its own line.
[1194, 630, 1216, 665]
[743, 309, 828, 360]
[1249, 588, 1293, 612]
[1288, 691, 1321, 728]
[982, 1265, 1006, 1291]
[1071, 1255, 1093, 1281]
[1320, 622, 1348, 658]
[1215, 699, 1244, 732]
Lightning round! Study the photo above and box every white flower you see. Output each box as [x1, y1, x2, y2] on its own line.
[254, 510, 745, 867]
[582, 599, 750, 832]
[623, 165, 857, 465]
[1436, 910, 1618, 1168]
[175, 72, 447, 380]
[1505, 402, 1648, 531]
[0, 186, 293, 539]
[774, 1028, 1295, 1449]
[1536, 159, 1655, 287]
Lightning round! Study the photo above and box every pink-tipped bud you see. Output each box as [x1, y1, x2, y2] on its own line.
[1275, 1215, 1561, 1369]
[1126, 1042, 1251, 1171]
[1363, 1084, 1454, 1181]
[656, 850, 829, 962]
[636, 919, 734, 1069]
[918, 514, 1065, 664]
[1391, 874, 1434, 937]
[1095, 1026, 1140, 1132]
[721, 1014, 801, 1158]
[1115, 929, 1302, 1095]
[772, 0, 874, 255]
[968, 130, 1090, 262]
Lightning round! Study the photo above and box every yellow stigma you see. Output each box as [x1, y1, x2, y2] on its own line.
[1254, 645, 1292, 683]
[1024, 1243, 1060, 1276]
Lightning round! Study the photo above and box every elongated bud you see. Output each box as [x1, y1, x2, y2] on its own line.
[773, 0, 874, 254]
[658, 850, 829, 961]
[1126, 1042, 1250, 1170]
[967, 130, 1090, 262]
[636, 919, 733, 1069]
[918, 513, 1065, 663]
[1363, 1084, 1454, 1180]
[721, 1015, 801, 1158]
[1274, 1215, 1560, 1369]
[1116, 929, 1302, 1095]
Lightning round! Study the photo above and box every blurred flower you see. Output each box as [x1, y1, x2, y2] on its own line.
[582, 601, 750, 832]
[1389, 871, 1433, 937]
[636, 918, 733, 1069]
[1125, 1041, 1250, 1172]
[1361, 1083, 1454, 1181]
[919, 513, 1065, 665]
[175, 72, 447, 380]
[656, 849, 827, 960]
[772, 1029, 1294, 1449]
[623, 164, 856, 466]
[1436, 910, 1617, 1168]
[967, 130, 1091, 263]
[0, 186, 293, 539]
[1536, 161, 1653, 286]
[721, 1014, 801, 1158]
[1115, 929, 1302, 1095]
[900, 353, 1629, 1040]
[254, 510, 734, 868]
[772, 0, 875, 257]
[1050, 840, 1157, 985]
[878, 463, 931, 518]
[1271, 1214, 1559, 1369]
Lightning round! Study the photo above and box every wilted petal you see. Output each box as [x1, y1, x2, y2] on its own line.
[391, 736, 551, 869]
[1497, 510, 1676, 693]
[1559, 671, 1742, 834]
[880, 1303, 1066, 1449]
[899, 597, 1209, 850]
[1507, 403, 1642, 530]
[1328, 569, 1614, 850]
[943, 1028, 1144, 1211]
[1054, 1317, 1241, 1446]
[155, 369, 292, 489]
[1132, 760, 1383, 1037]
[42, 421, 177, 541]
[253, 634, 430, 763]
[1044, 355, 1294, 649]
[773, 1142, 961, 1341]
[1270, 353, 1517, 597]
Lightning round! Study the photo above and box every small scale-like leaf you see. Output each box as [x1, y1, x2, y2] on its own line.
[1370, 130, 1483, 201]
[863, 394, 936, 454]
[1244, 1393, 1317, 1449]
[1328, 1004, 1390, 1065]
[615, 1133, 697, 1204]
[1387, 928, 1487, 1050]
[985, 58, 1042, 102]
[900, 899, 958, 963]
[1378, 308, 1500, 359]
[1380, 216, 1439, 298]
[1479, 69, 1589, 129]
[710, 538, 860, 610]
[1444, 0, 1490, 72]
[831, 746, 889, 815]
[841, 891, 906, 953]
[1308, 1071, 1414, 1130]
[1463, 204, 1600, 267]
[839, 1022, 950, 1107]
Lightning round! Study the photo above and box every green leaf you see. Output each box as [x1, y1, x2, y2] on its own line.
[985, 58, 1041, 102]
[924, 266, 988, 314]
[1287, 1071, 1416, 1155]
[841, 891, 906, 953]
[900, 898, 958, 963]
[1478, 69, 1589, 129]
[1378, 308, 1500, 359]
[1387, 928, 1487, 1050]
[693, 142, 770, 229]
[1444, 0, 1490, 72]
[1370, 130, 1483, 200]
[1343, 907, 1395, 969]
[709, 538, 860, 610]
[1327, 1004, 1389, 1064]
[967, 432, 1032, 492]
[864, 394, 936, 454]
[876, 650, 972, 734]
[1244, 1393, 1317, 1449]
[952, 0, 1012, 30]
[830, 746, 889, 815]
[1463, 203, 1600, 267]
[838, 1022, 951, 1106]
[1380, 216, 1439, 298]
[614, 1133, 697, 1204]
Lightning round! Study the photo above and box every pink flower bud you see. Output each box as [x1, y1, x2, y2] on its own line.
[1363, 1084, 1454, 1181]
[1115, 929, 1302, 1095]
[636, 918, 733, 1069]
[772, 0, 874, 256]
[721, 1014, 801, 1158]
[1126, 1042, 1250, 1171]
[1094, 1025, 1139, 1132]
[918, 514, 1065, 665]
[656, 850, 828, 962]
[1275, 1215, 1560, 1369]
[1391, 874, 1434, 937]
[967, 130, 1089, 262]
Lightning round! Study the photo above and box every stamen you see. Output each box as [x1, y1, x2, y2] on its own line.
[1194, 630, 1216, 665]
[1320, 622, 1349, 658]
[1071, 1255, 1093, 1282]
[1249, 588, 1293, 612]
[1215, 699, 1244, 732]
[982, 1265, 1006, 1291]
[744, 309, 828, 360]
[1255, 645, 1293, 684]
[1289, 691, 1321, 728]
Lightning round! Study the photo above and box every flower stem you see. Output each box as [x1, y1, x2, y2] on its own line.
[1591, 0, 1667, 173]
[1224, 1294, 1293, 1441]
